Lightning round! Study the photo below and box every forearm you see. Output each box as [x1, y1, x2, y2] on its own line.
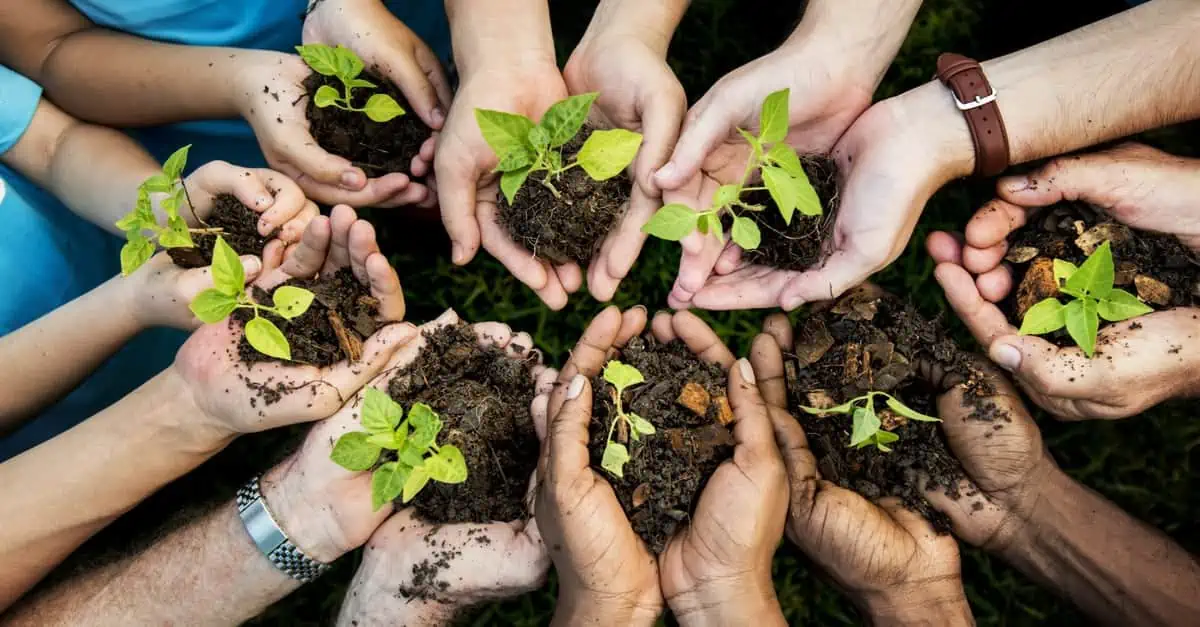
[784, 0, 923, 87]
[445, 0, 555, 76]
[0, 369, 229, 608]
[581, 0, 691, 54]
[999, 467, 1200, 626]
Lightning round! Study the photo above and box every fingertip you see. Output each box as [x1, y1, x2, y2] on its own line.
[925, 231, 964, 265]
[340, 168, 367, 191]
[976, 266, 1013, 303]
[988, 339, 1024, 372]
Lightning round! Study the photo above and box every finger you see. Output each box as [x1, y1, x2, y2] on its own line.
[675, 230, 726, 297]
[651, 310, 676, 343]
[277, 200, 320, 244]
[554, 263, 584, 295]
[615, 306, 647, 348]
[714, 243, 743, 275]
[548, 375, 593, 481]
[383, 49, 445, 130]
[277, 129, 364, 190]
[920, 475, 1008, 545]
[654, 89, 738, 190]
[416, 45, 452, 118]
[749, 333, 788, 409]
[531, 393, 550, 443]
[260, 240, 286, 278]
[976, 265, 1013, 303]
[196, 162, 277, 218]
[726, 358, 782, 462]
[478, 202, 567, 310]
[691, 266, 794, 310]
[253, 170, 308, 236]
[473, 322, 514, 349]
[255, 215, 331, 288]
[324, 204, 358, 274]
[672, 310, 735, 368]
[933, 263, 1015, 347]
[589, 197, 647, 302]
[997, 151, 1141, 210]
[366, 253, 406, 322]
[762, 313, 792, 350]
[962, 241, 1009, 275]
[294, 172, 414, 209]
[347, 219, 381, 284]
[535, 367, 559, 397]
[434, 140, 483, 265]
[964, 199, 1030, 250]
[987, 334, 1101, 400]
[635, 88, 686, 197]
[550, 307, 622, 415]
[176, 256, 264, 322]
[508, 332, 535, 358]
[876, 497, 940, 540]
[779, 249, 876, 311]
[380, 181, 431, 208]
[766, 399, 821, 509]
[925, 231, 964, 265]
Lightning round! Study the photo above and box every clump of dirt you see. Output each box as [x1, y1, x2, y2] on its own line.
[169, 194, 270, 268]
[303, 72, 432, 180]
[397, 527, 462, 603]
[233, 268, 380, 367]
[586, 335, 734, 553]
[743, 154, 840, 271]
[387, 323, 539, 524]
[1002, 202, 1200, 347]
[497, 127, 629, 266]
[782, 286, 992, 530]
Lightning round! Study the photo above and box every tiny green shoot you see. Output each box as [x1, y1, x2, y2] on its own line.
[1018, 241, 1153, 357]
[598, 360, 656, 478]
[642, 89, 821, 251]
[329, 388, 469, 510]
[188, 236, 315, 360]
[798, 391, 939, 452]
[296, 44, 406, 123]
[475, 94, 644, 204]
[116, 145, 218, 275]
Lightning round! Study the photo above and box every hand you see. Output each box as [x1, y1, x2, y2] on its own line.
[182, 160, 317, 243]
[659, 358, 789, 626]
[122, 252, 262, 330]
[748, 321, 973, 622]
[563, 25, 686, 301]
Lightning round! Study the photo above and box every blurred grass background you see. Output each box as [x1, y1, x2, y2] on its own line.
[63, 0, 1199, 624]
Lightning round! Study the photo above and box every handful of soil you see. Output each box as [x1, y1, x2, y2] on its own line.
[498, 127, 630, 266]
[783, 286, 987, 530]
[387, 323, 539, 524]
[303, 72, 431, 180]
[587, 335, 734, 553]
[168, 194, 270, 268]
[742, 154, 840, 271]
[1004, 202, 1200, 345]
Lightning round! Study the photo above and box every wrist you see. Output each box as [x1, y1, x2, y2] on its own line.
[144, 367, 236, 458]
[668, 576, 784, 627]
[577, 0, 683, 57]
[878, 81, 977, 183]
[553, 589, 663, 627]
[448, 1, 556, 78]
[259, 457, 354, 564]
[860, 579, 973, 627]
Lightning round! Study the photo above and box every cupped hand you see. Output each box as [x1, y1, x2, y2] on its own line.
[124, 252, 262, 330]
[182, 160, 318, 243]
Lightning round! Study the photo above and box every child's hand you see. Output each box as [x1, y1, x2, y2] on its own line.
[181, 161, 318, 244]
[123, 252, 263, 331]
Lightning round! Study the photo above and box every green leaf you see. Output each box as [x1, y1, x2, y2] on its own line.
[402, 465, 431, 503]
[713, 184, 741, 208]
[628, 413, 656, 437]
[361, 387, 403, 434]
[767, 143, 804, 178]
[731, 216, 761, 250]
[600, 441, 631, 478]
[793, 171, 823, 218]
[398, 441, 426, 467]
[1064, 298, 1100, 357]
[1098, 288, 1154, 322]
[189, 289, 239, 323]
[120, 235, 155, 276]
[539, 93, 597, 147]
[528, 126, 551, 151]
[158, 214, 194, 248]
[848, 405, 882, 449]
[495, 145, 534, 172]
[641, 203, 698, 241]
[1053, 259, 1079, 287]
[295, 43, 341, 76]
[210, 236, 245, 296]
[115, 209, 146, 233]
[798, 399, 858, 416]
[331, 432, 382, 471]
[474, 109, 535, 158]
[1019, 298, 1068, 335]
[245, 317, 292, 361]
[331, 45, 364, 79]
[873, 429, 899, 452]
[603, 360, 644, 391]
[364, 93, 406, 122]
[759, 89, 790, 143]
[424, 446, 468, 484]
[1065, 241, 1115, 299]
[883, 396, 939, 423]
[737, 128, 763, 159]
[161, 144, 191, 182]
[576, 129, 643, 181]
[500, 167, 531, 205]
[371, 462, 409, 510]
[346, 78, 376, 90]
[314, 85, 340, 108]
[407, 402, 442, 450]
[143, 173, 174, 194]
[762, 165, 797, 225]
[546, 150, 562, 172]
[271, 286, 315, 320]
[367, 431, 405, 450]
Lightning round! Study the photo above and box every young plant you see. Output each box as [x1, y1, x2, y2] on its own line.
[115, 145, 217, 275]
[188, 237, 315, 360]
[1018, 240, 1153, 357]
[642, 88, 821, 251]
[329, 388, 468, 510]
[475, 93, 644, 204]
[799, 391, 939, 452]
[295, 44, 406, 123]
[599, 360, 657, 478]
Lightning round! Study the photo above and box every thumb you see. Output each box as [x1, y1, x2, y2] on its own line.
[987, 334, 1097, 400]
[998, 149, 1140, 209]
[635, 89, 686, 197]
[655, 93, 740, 190]
[271, 124, 366, 191]
[546, 374, 593, 483]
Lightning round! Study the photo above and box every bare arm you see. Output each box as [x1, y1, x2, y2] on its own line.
[444, 0, 556, 77]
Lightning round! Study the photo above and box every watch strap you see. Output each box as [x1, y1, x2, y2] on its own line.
[236, 475, 330, 584]
[935, 53, 1010, 177]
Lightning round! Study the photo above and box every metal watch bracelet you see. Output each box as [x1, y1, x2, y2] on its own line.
[236, 475, 331, 584]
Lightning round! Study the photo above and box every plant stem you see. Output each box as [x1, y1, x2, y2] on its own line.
[179, 180, 207, 228]
[537, 174, 562, 199]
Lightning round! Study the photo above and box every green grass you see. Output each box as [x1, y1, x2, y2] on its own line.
[67, 0, 1199, 624]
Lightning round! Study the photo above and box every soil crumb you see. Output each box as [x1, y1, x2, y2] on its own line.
[169, 194, 270, 268]
[744, 154, 840, 271]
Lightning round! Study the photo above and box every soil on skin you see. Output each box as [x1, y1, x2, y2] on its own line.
[234, 268, 380, 367]
[1003, 202, 1200, 348]
[497, 128, 630, 266]
[169, 194, 270, 268]
[303, 71, 431, 179]
[586, 335, 734, 553]
[783, 286, 995, 530]
[387, 323, 539, 524]
[744, 154, 840, 271]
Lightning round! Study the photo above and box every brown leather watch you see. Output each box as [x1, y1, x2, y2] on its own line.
[935, 53, 1010, 177]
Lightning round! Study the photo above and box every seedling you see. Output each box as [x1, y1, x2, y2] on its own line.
[116, 145, 219, 275]
[475, 93, 644, 204]
[330, 388, 468, 510]
[296, 44, 406, 123]
[1018, 241, 1153, 357]
[599, 360, 657, 478]
[642, 89, 820, 251]
[188, 237, 315, 360]
[799, 391, 939, 452]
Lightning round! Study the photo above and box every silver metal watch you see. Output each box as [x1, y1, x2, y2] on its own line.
[236, 475, 330, 584]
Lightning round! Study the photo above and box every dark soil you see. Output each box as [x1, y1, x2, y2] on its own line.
[387, 323, 539, 524]
[586, 335, 734, 553]
[782, 286, 992, 530]
[233, 268, 379, 367]
[303, 71, 431, 179]
[497, 128, 630, 266]
[743, 154, 840, 271]
[1003, 202, 1200, 348]
[168, 194, 270, 268]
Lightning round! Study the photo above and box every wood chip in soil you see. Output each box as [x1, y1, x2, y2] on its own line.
[168, 194, 271, 268]
[742, 154, 840, 271]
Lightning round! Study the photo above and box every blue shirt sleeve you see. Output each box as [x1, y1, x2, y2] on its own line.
[0, 65, 43, 156]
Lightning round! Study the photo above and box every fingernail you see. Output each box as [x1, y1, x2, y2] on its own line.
[737, 358, 755, 384]
[655, 163, 677, 183]
[781, 294, 805, 311]
[451, 242, 466, 265]
[240, 256, 262, 275]
[631, 304, 647, 315]
[431, 106, 445, 126]
[1000, 175, 1032, 193]
[990, 343, 1022, 372]
[566, 374, 586, 400]
[340, 170, 362, 190]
